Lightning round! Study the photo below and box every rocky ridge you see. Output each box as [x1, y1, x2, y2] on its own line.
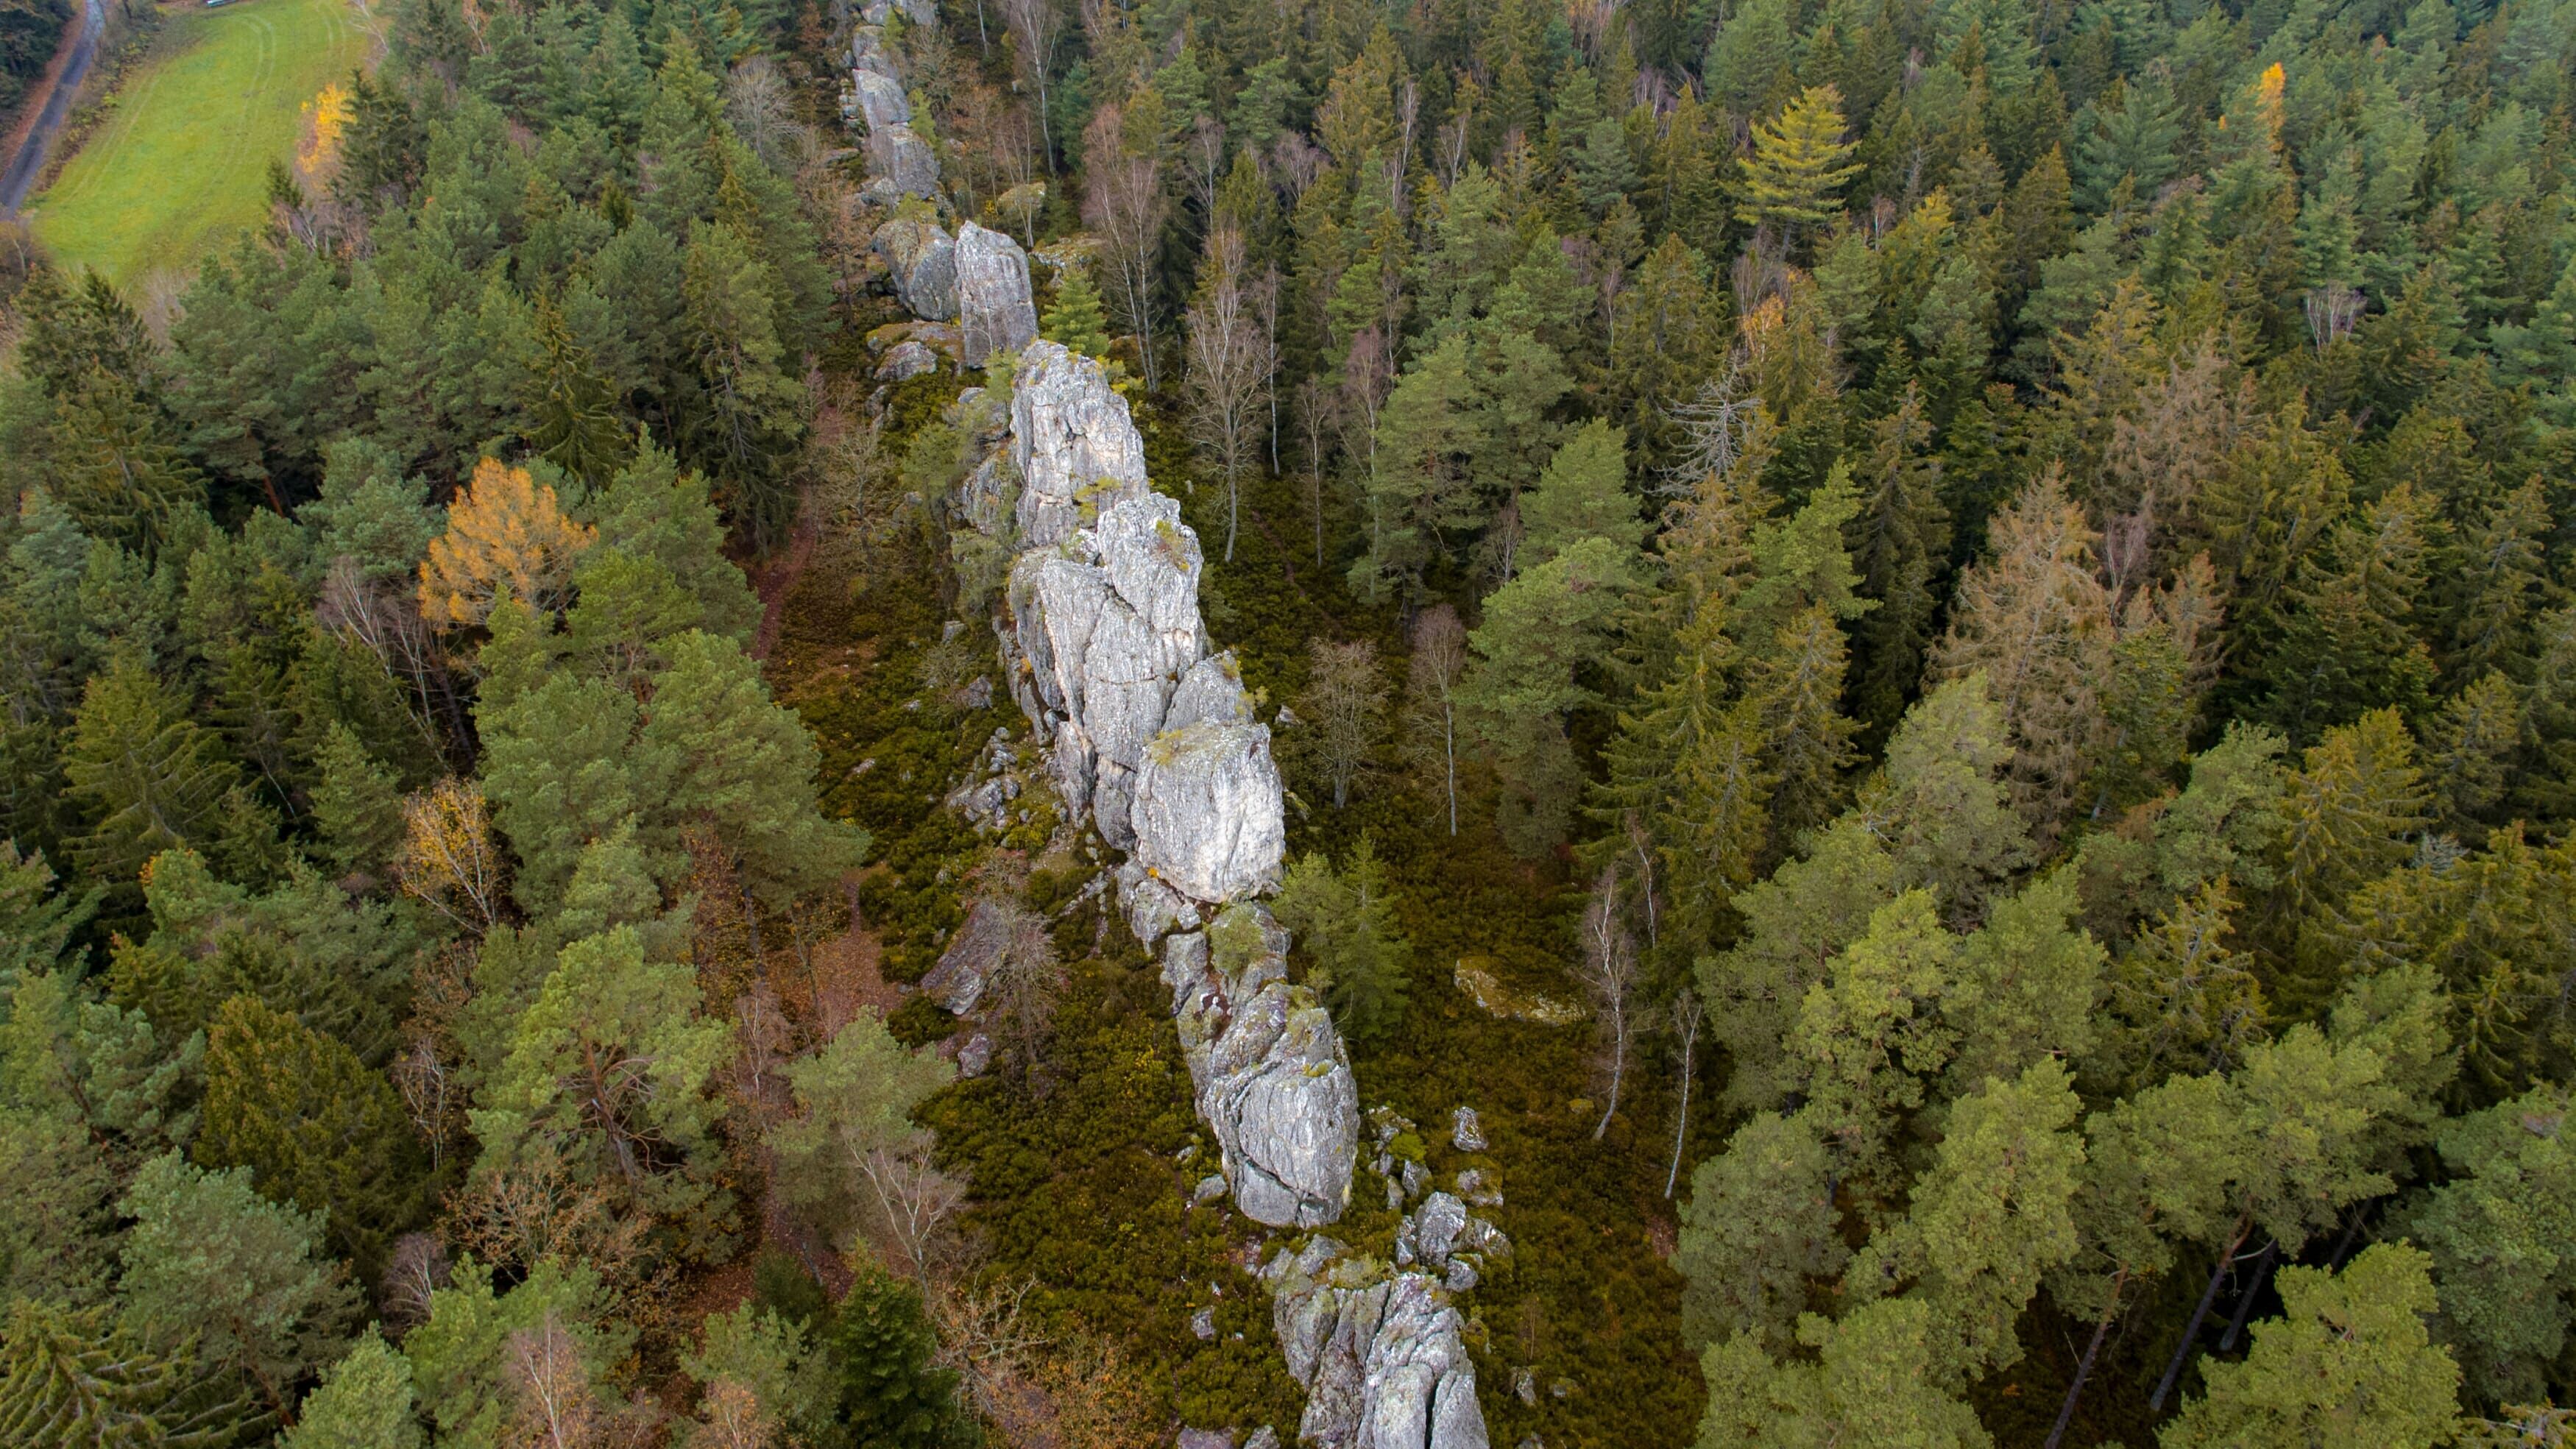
[849, 15, 1487, 1446]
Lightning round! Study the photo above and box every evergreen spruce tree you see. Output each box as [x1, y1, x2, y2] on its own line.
[1734, 85, 1862, 247]
[822, 1267, 974, 1448]
[197, 995, 424, 1274]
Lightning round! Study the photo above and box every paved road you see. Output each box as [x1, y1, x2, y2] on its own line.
[0, 0, 106, 214]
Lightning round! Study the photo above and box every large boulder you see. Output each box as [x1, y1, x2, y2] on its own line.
[1133, 723, 1285, 903]
[1167, 907, 1356, 1228]
[872, 216, 957, 319]
[921, 897, 1012, 1013]
[852, 70, 910, 135]
[868, 123, 941, 199]
[1011, 341, 1150, 547]
[955, 222, 1039, 366]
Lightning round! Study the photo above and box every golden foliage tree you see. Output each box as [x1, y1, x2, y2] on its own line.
[417, 458, 596, 630]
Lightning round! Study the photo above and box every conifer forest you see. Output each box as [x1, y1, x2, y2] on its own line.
[2, 0, 2576, 1438]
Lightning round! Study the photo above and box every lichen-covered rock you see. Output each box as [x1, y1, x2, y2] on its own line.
[871, 216, 956, 319]
[1011, 341, 1150, 547]
[1133, 723, 1286, 903]
[1268, 1261, 1487, 1449]
[921, 897, 1011, 1013]
[1167, 651, 1254, 729]
[1119, 860, 1192, 944]
[868, 123, 941, 201]
[851, 26, 897, 77]
[1451, 1106, 1487, 1152]
[1011, 553, 1109, 720]
[877, 338, 938, 381]
[1096, 494, 1206, 645]
[852, 69, 910, 135]
[1206, 984, 1356, 1227]
[955, 222, 1039, 366]
[1406, 1192, 1468, 1268]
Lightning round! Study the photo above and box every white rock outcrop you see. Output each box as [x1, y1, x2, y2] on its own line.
[852, 69, 910, 135]
[955, 222, 1040, 366]
[1011, 341, 1152, 546]
[872, 216, 957, 319]
[1163, 918, 1358, 1228]
[1270, 1244, 1489, 1449]
[844, 45, 1485, 1420]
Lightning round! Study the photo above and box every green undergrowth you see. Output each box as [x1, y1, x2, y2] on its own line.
[921, 950, 1306, 1435]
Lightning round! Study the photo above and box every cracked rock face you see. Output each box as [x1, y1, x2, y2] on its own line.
[852, 69, 910, 135]
[872, 216, 956, 319]
[1134, 723, 1287, 903]
[955, 222, 1039, 366]
[1163, 913, 1358, 1229]
[1011, 341, 1150, 548]
[1270, 1255, 1487, 1449]
[852, 26, 898, 78]
[868, 123, 941, 199]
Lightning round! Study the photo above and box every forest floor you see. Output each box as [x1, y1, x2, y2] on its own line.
[25, 0, 372, 282]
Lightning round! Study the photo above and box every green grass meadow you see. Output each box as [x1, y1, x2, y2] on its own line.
[27, 0, 375, 283]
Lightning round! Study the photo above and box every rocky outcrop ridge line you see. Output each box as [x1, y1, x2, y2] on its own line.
[845, 14, 1486, 1444]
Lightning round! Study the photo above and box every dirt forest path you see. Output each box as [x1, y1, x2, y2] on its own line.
[0, 0, 103, 212]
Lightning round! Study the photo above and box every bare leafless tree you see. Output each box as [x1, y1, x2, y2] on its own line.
[861, 1144, 969, 1287]
[933, 1277, 1052, 1436]
[1666, 988, 1705, 1197]
[1402, 606, 1468, 835]
[504, 1313, 649, 1449]
[1293, 378, 1339, 567]
[985, 901, 1063, 1088]
[1296, 640, 1388, 809]
[1183, 229, 1273, 562]
[998, 0, 1062, 174]
[381, 1233, 452, 1335]
[1577, 868, 1639, 1142]
[392, 1036, 458, 1172]
[1082, 103, 1168, 389]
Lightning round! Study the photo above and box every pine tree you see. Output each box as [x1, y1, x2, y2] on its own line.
[1696, 1297, 1993, 1449]
[197, 995, 424, 1275]
[1843, 1059, 2086, 1381]
[471, 924, 734, 1239]
[767, 1011, 954, 1250]
[280, 1331, 423, 1449]
[117, 1152, 362, 1421]
[1520, 418, 1641, 567]
[2159, 1245, 2461, 1449]
[640, 629, 871, 907]
[1677, 1106, 1847, 1355]
[1734, 85, 1862, 245]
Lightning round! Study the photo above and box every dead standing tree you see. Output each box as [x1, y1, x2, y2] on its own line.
[1577, 866, 1639, 1141]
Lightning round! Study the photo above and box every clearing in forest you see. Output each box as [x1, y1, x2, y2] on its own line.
[25, 0, 373, 284]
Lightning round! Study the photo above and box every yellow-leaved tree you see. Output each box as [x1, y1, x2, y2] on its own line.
[417, 458, 595, 629]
